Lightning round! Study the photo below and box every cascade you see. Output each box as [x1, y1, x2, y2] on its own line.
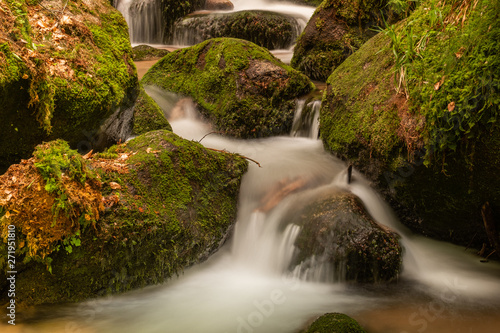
[6, 88, 500, 333]
[115, 0, 164, 44]
[291, 99, 320, 139]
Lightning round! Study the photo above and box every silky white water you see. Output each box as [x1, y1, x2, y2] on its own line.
[3, 92, 500, 333]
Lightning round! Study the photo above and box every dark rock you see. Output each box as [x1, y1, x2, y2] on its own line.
[172, 10, 301, 50]
[289, 192, 402, 283]
[291, 0, 400, 81]
[205, 0, 234, 10]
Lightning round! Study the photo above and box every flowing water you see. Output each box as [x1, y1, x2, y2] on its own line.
[5, 91, 500, 333]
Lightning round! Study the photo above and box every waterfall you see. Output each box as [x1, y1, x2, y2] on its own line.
[11, 91, 500, 333]
[291, 99, 320, 139]
[115, 0, 164, 44]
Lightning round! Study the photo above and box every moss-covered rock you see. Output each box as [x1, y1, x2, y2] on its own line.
[302, 313, 367, 333]
[161, 0, 206, 43]
[289, 192, 402, 283]
[291, 0, 401, 81]
[132, 85, 172, 135]
[172, 10, 301, 50]
[205, 0, 234, 10]
[142, 37, 315, 138]
[131, 44, 170, 61]
[0, 130, 248, 306]
[0, 0, 139, 173]
[320, 0, 500, 250]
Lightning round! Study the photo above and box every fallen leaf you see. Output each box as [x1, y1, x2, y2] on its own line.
[22, 73, 29, 79]
[109, 182, 121, 190]
[447, 101, 455, 112]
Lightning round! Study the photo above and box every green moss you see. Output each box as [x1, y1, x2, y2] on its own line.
[321, 32, 400, 160]
[303, 313, 367, 333]
[0, 131, 248, 306]
[132, 85, 172, 135]
[132, 45, 170, 61]
[142, 38, 314, 138]
[0, 0, 139, 172]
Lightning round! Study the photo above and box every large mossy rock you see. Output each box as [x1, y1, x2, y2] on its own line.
[142, 37, 315, 138]
[301, 313, 367, 333]
[0, 130, 248, 306]
[320, 0, 500, 250]
[289, 192, 402, 283]
[172, 10, 301, 50]
[0, 0, 140, 173]
[291, 0, 399, 81]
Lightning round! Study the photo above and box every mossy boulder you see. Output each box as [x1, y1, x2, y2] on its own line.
[131, 45, 170, 61]
[320, 0, 500, 250]
[142, 37, 315, 138]
[0, 130, 248, 306]
[289, 192, 402, 283]
[302, 313, 367, 333]
[132, 85, 172, 135]
[172, 10, 301, 50]
[0, 0, 140, 173]
[291, 0, 400, 81]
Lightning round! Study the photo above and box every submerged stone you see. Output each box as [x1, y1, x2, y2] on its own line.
[0, 130, 248, 306]
[142, 37, 314, 138]
[289, 192, 402, 283]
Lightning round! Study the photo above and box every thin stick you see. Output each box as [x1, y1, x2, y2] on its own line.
[206, 147, 262, 168]
[198, 131, 224, 143]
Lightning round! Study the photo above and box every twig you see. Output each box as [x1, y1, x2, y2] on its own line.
[206, 147, 262, 168]
[198, 131, 224, 143]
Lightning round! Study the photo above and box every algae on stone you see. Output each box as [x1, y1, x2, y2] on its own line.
[142, 37, 315, 138]
[0, 130, 248, 306]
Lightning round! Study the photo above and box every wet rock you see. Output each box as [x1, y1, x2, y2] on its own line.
[205, 0, 234, 10]
[142, 38, 314, 138]
[291, 0, 400, 81]
[289, 192, 402, 283]
[172, 10, 300, 50]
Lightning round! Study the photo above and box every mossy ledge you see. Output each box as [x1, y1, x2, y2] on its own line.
[320, 0, 500, 250]
[141, 37, 315, 138]
[0, 0, 139, 173]
[0, 130, 248, 307]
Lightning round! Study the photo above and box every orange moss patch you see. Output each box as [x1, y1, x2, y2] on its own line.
[0, 154, 103, 261]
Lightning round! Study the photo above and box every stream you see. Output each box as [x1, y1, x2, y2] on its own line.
[2, 1, 499, 332]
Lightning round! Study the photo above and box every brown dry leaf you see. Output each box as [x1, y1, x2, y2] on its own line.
[447, 101, 456, 112]
[60, 15, 73, 25]
[109, 182, 121, 190]
[22, 73, 29, 79]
